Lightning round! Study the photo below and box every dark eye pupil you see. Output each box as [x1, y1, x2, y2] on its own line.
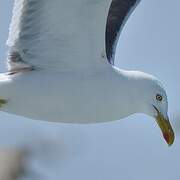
[156, 94, 163, 101]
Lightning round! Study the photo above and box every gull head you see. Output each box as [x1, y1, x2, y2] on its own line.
[129, 71, 175, 146]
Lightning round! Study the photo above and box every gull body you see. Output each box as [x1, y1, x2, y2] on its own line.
[0, 0, 175, 144]
[0, 67, 163, 123]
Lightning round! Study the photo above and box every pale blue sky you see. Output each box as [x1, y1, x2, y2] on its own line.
[0, 0, 180, 180]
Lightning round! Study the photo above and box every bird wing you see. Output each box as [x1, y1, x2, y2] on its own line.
[7, 0, 140, 72]
[106, 0, 140, 65]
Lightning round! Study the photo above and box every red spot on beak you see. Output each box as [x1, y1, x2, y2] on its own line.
[163, 133, 169, 144]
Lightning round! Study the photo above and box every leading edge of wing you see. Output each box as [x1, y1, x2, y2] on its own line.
[106, 0, 141, 65]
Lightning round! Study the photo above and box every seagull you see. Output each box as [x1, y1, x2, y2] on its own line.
[0, 0, 174, 145]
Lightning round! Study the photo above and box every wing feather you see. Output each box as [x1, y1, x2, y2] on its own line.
[7, 0, 141, 71]
[106, 0, 141, 65]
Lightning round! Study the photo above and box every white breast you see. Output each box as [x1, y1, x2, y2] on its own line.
[1, 69, 137, 123]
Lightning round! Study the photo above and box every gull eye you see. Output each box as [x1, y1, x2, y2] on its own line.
[156, 94, 163, 102]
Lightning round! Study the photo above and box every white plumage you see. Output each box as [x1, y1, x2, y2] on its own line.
[7, 0, 111, 72]
[0, 0, 174, 144]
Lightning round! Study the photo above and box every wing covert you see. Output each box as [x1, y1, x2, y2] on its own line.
[7, 0, 141, 72]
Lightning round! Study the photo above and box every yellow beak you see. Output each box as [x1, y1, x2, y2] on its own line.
[154, 107, 175, 146]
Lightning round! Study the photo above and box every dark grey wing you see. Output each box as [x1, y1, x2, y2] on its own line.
[106, 0, 141, 65]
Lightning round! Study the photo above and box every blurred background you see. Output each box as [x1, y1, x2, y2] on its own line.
[0, 0, 180, 179]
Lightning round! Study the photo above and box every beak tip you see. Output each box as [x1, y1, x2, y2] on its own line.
[163, 132, 175, 146]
